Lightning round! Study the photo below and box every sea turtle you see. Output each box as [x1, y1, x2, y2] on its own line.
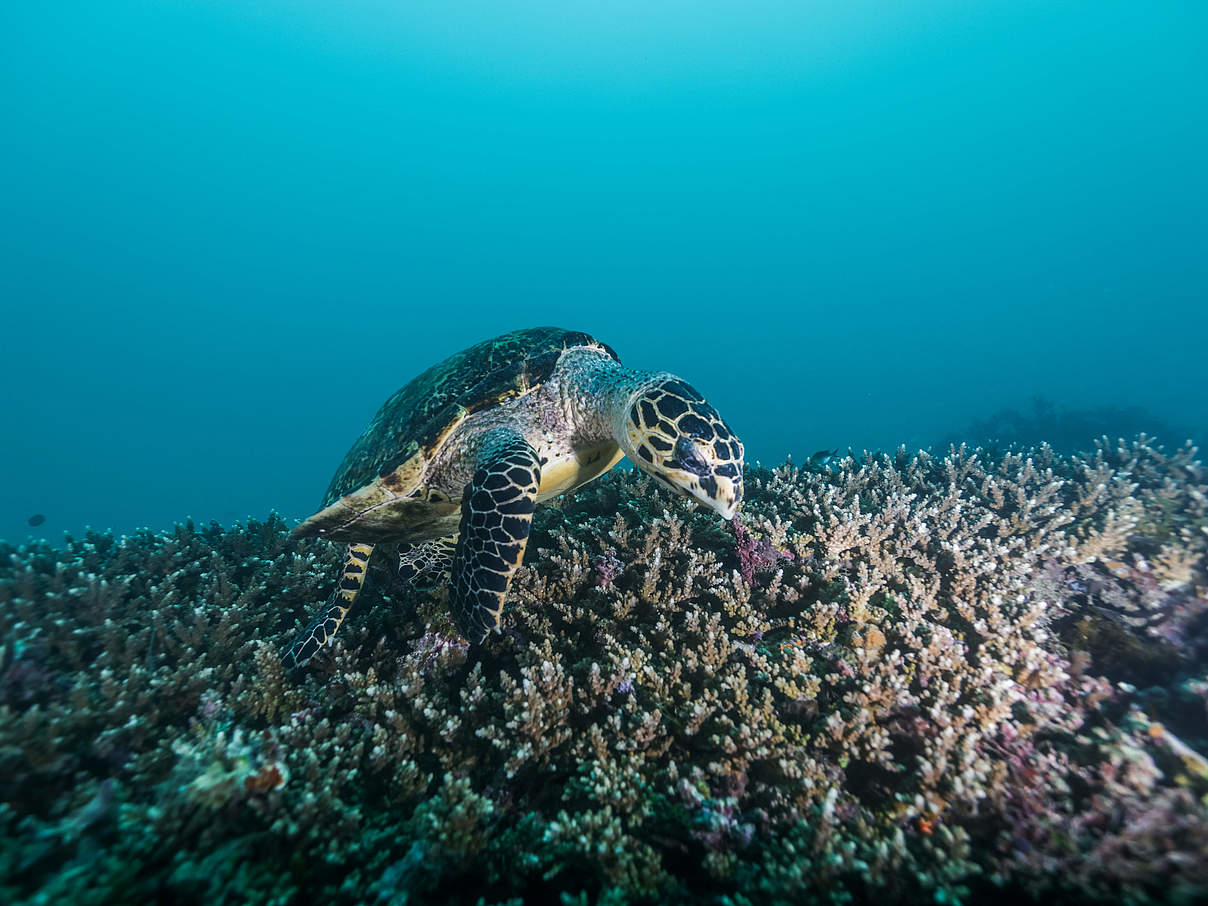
[284, 327, 744, 668]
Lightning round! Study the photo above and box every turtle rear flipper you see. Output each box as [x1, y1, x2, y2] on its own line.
[284, 542, 374, 668]
[397, 535, 458, 589]
[452, 431, 541, 642]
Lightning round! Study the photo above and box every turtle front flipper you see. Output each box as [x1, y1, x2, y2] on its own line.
[284, 542, 374, 668]
[452, 431, 541, 643]
[397, 535, 458, 590]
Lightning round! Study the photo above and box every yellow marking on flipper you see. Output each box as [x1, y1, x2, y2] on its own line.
[294, 406, 472, 541]
[283, 541, 376, 668]
[337, 542, 375, 601]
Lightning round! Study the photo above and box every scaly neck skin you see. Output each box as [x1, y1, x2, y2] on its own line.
[556, 345, 664, 445]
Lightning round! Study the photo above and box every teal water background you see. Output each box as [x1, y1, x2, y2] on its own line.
[2, 1, 1205, 540]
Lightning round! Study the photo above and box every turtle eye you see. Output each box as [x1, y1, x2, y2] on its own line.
[672, 437, 710, 476]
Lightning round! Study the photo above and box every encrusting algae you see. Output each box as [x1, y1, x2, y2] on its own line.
[2, 437, 1207, 904]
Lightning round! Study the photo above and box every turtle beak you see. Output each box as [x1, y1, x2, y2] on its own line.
[664, 467, 742, 521]
[710, 475, 741, 521]
[653, 439, 743, 520]
[716, 492, 740, 521]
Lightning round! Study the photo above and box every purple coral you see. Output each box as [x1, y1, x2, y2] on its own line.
[0, 649, 56, 705]
[591, 547, 624, 588]
[408, 631, 469, 676]
[730, 514, 793, 586]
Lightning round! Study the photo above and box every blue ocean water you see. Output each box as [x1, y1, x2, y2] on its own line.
[1, 0, 1205, 541]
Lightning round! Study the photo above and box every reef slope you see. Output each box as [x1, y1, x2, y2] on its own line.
[2, 438, 1206, 905]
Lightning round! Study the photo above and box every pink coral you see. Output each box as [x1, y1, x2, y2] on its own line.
[591, 547, 624, 587]
[730, 514, 793, 586]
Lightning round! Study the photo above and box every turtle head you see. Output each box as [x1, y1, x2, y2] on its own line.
[618, 376, 744, 520]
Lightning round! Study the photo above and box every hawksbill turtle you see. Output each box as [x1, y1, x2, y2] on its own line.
[284, 327, 744, 667]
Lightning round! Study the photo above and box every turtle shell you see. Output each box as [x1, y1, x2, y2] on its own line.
[320, 327, 618, 509]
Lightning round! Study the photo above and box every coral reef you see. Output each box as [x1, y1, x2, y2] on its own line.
[2, 437, 1207, 905]
[938, 396, 1204, 455]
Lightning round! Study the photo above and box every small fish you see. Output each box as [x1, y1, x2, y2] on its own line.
[27, 514, 46, 527]
[804, 449, 840, 472]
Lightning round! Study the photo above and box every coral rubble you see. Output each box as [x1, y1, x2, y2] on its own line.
[2, 437, 1206, 905]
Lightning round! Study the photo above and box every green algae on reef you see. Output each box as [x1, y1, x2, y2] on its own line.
[2, 438, 1207, 905]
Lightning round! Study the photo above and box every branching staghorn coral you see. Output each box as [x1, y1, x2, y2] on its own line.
[1, 438, 1206, 905]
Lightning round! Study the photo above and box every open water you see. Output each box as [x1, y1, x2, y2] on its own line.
[2, 1, 1205, 547]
